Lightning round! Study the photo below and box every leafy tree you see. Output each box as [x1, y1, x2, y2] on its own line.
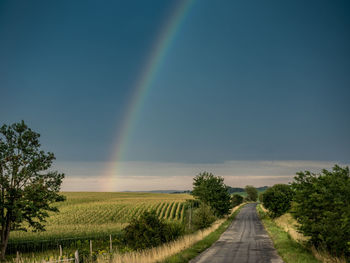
[262, 184, 293, 218]
[291, 165, 350, 258]
[192, 203, 216, 230]
[245, 185, 258, 201]
[122, 210, 183, 250]
[192, 172, 231, 217]
[258, 192, 264, 203]
[0, 121, 65, 260]
[231, 194, 243, 207]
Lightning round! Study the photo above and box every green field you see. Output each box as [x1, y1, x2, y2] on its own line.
[8, 192, 191, 251]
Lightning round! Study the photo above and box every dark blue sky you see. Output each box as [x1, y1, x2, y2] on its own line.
[1, 0, 349, 164]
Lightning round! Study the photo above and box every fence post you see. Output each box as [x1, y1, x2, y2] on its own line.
[74, 250, 79, 263]
[188, 202, 192, 230]
[109, 235, 112, 252]
[90, 240, 92, 257]
[16, 251, 19, 263]
[59, 245, 62, 258]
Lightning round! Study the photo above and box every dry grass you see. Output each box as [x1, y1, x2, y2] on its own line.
[311, 247, 346, 263]
[96, 205, 243, 263]
[274, 213, 307, 243]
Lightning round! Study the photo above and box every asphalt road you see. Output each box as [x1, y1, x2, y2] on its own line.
[190, 203, 284, 263]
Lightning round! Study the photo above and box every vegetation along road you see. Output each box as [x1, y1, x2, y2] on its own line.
[191, 203, 283, 263]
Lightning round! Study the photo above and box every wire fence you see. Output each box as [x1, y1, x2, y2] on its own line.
[7, 232, 121, 255]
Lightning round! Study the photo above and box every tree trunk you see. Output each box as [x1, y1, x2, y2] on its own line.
[0, 219, 10, 261]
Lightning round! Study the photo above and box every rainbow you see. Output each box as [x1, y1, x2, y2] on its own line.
[103, 0, 195, 191]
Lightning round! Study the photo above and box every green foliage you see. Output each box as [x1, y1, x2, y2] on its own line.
[257, 205, 320, 263]
[122, 210, 183, 250]
[0, 121, 65, 260]
[192, 172, 232, 217]
[291, 165, 350, 259]
[258, 192, 264, 203]
[192, 203, 216, 230]
[245, 185, 258, 201]
[231, 194, 243, 207]
[262, 184, 293, 218]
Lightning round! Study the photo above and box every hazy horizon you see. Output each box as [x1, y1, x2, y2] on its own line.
[56, 160, 347, 191]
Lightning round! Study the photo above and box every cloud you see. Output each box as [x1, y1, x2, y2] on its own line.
[54, 160, 348, 191]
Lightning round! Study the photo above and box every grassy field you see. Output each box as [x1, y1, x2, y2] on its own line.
[8, 192, 192, 256]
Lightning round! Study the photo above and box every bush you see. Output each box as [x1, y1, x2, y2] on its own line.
[122, 210, 183, 250]
[258, 192, 264, 203]
[262, 184, 293, 218]
[291, 165, 350, 259]
[231, 194, 243, 207]
[245, 185, 258, 201]
[192, 172, 232, 217]
[192, 203, 216, 230]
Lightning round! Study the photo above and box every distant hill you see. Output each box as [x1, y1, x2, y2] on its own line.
[125, 190, 191, 194]
[228, 186, 269, 194]
[126, 187, 268, 194]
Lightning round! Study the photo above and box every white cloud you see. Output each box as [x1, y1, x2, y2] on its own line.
[54, 160, 348, 191]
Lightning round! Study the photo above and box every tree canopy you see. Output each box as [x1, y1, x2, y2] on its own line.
[192, 172, 231, 217]
[291, 165, 350, 258]
[0, 121, 65, 260]
[262, 184, 293, 218]
[231, 194, 244, 207]
[245, 185, 258, 201]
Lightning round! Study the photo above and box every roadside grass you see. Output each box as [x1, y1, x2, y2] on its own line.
[259, 205, 347, 263]
[159, 204, 245, 263]
[257, 204, 320, 263]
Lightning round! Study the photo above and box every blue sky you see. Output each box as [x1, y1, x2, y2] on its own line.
[1, 1, 349, 189]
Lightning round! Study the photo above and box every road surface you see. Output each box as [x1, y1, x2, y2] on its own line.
[190, 203, 284, 263]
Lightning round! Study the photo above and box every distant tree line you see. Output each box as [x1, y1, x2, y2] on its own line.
[227, 186, 268, 194]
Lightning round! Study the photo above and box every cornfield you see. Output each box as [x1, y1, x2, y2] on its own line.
[7, 192, 192, 257]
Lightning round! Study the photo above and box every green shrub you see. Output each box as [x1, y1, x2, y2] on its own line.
[164, 221, 184, 242]
[122, 210, 183, 250]
[192, 203, 216, 230]
[262, 184, 293, 218]
[258, 192, 264, 203]
[245, 185, 258, 201]
[231, 194, 243, 207]
[291, 165, 350, 259]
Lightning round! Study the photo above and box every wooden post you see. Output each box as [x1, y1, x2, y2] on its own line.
[74, 250, 79, 263]
[188, 203, 192, 230]
[59, 245, 62, 258]
[16, 251, 19, 263]
[90, 240, 92, 257]
[109, 235, 112, 252]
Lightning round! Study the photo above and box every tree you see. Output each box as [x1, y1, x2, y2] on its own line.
[0, 121, 65, 260]
[291, 165, 350, 258]
[262, 184, 293, 218]
[258, 192, 264, 203]
[231, 194, 243, 207]
[245, 185, 258, 201]
[192, 172, 231, 217]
